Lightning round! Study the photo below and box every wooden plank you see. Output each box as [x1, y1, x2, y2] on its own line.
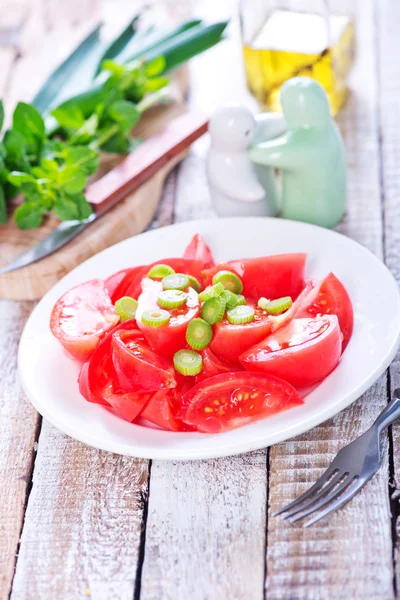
[376, 0, 400, 591]
[266, 1, 394, 598]
[141, 453, 267, 600]
[0, 300, 40, 598]
[11, 421, 149, 600]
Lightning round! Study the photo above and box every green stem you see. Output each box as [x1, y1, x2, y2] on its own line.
[137, 87, 172, 113]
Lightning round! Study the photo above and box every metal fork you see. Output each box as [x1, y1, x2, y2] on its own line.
[274, 388, 400, 527]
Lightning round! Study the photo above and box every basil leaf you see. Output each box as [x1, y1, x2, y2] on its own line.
[0, 185, 7, 224]
[53, 194, 80, 220]
[69, 192, 93, 219]
[108, 100, 140, 133]
[14, 202, 44, 229]
[13, 102, 45, 141]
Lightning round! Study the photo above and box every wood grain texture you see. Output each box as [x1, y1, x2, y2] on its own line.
[266, 1, 394, 598]
[141, 453, 267, 600]
[11, 421, 149, 600]
[376, 0, 400, 590]
[0, 300, 39, 598]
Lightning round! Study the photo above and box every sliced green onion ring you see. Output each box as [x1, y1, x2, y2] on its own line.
[201, 296, 226, 324]
[226, 305, 255, 325]
[162, 273, 190, 291]
[264, 296, 293, 315]
[174, 349, 203, 376]
[198, 282, 224, 302]
[212, 270, 243, 294]
[115, 296, 138, 321]
[157, 289, 187, 309]
[186, 318, 213, 350]
[147, 263, 175, 280]
[141, 308, 170, 327]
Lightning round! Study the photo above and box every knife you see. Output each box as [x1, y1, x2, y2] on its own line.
[0, 111, 208, 275]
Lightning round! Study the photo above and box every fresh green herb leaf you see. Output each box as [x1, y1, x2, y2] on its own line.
[107, 100, 140, 133]
[58, 165, 87, 194]
[61, 146, 99, 175]
[144, 56, 166, 77]
[0, 185, 7, 224]
[40, 158, 59, 172]
[51, 105, 85, 129]
[99, 130, 129, 153]
[7, 171, 38, 187]
[3, 129, 29, 156]
[13, 102, 45, 141]
[14, 202, 44, 229]
[145, 76, 170, 93]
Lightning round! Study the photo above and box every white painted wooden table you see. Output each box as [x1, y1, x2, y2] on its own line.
[1, 0, 400, 598]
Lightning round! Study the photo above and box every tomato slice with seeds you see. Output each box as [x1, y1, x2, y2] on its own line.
[136, 278, 200, 358]
[78, 320, 152, 422]
[183, 233, 215, 269]
[240, 315, 342, 387]
[202, 253, 306, 300]
[178, 372, 303, 433]
[50, 279, 119, 361]
[296, 273, 353, 351]
[210, 301, 273, 363]
[112, 328, 176, 392]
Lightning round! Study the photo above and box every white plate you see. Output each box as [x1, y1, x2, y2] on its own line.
[19, 218, 400, 460]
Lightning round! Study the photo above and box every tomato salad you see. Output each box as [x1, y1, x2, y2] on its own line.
[50, 233, 353, 434]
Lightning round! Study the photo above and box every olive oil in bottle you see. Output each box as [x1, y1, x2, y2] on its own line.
[242, 9, 355, 115]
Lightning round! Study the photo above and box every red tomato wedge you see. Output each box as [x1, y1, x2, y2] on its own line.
[269, 280, 315, 332]
[178, 372, 303, 433]
[110, 265, 146, 303]
[202, 253, 306, 300]
[78, 320, 152, 422]
[210, 302, 273, 363]
[112, 328, 176, 392]
[195, 348, 242, 384]
[104, 269, 131, 298]
[136, 278, 200, 358]
[183, 233, 215, 269]
[240, 315, 342, 387]
[50, 279, 119, 360]
[296, 273, 354, 351]
[139, 378, 195, 432]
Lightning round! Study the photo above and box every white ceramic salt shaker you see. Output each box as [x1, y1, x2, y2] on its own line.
[207, 105, 285, 217]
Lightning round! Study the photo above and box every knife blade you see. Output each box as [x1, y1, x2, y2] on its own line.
[0, 111, 208, 275]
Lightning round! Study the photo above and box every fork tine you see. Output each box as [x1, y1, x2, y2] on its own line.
[303, 475, 371, 527]
[289, 474, 354, 523]
[273, 465, 338, 517]
[282, 471, 345, 519]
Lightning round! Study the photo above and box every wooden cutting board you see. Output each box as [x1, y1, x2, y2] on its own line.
[0, 67, 207, 301]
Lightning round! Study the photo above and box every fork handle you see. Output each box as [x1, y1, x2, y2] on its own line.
[374, 389, 400, 434]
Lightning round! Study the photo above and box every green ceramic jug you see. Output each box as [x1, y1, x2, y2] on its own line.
[249, 77, 346, 228]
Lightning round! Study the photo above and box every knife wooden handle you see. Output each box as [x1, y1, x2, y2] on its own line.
[85, 111, 208, 213]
